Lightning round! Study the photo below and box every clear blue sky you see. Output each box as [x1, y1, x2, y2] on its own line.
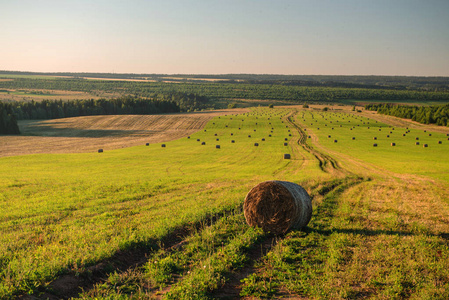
[1, 0, 448, 76]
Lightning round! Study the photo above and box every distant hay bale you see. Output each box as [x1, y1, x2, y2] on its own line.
[215, 133, 218, 136]
[283, 142, 288, 146]
[308, 135, 311, 138]
[387, 135, 390, 138]
[373, 143, 378, 147]
[216, 145, 221, 149]
[216, 138, 219, 141]
[289, 134, 292, 136]
[243, 181, 312, 234]
[187, 136, 190, 139]
[285, 138, 288, 141]
[423, 144, 428, 148]
[231, 140, 235, 143]
[403, 134, 406, 136]
[391, 143, 396, 146]
[197, 139, 200, 142]
[262, 138, 265, 141]
[416, 137, 419, 140]
[98, 149, 103, 153]
[429, 133, 432, 136]
[328, 135, 331, 138]
[334, 140, 338, 143]
[231, 133, 234, 136]
[373, 137, 377, 140]
[284, 153, 291, 159]
[161, 144, 166, 148]
[352, 137, 355, 140]
[269, 134, 272, 137]
[415, 141, 420, 145]
[201, 142, 206, 145]
[248, 135, 251, 138]
[254, 143, 259, 146]
[146, 143, 149, 146]
[438, 141, 442, 144]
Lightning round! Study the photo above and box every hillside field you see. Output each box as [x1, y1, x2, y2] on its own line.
[1, 106, 449, 299]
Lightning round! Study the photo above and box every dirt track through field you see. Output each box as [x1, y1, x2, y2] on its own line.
[0, 110, 247, 157]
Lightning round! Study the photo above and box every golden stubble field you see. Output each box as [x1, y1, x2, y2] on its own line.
[0, 109, 248, 157]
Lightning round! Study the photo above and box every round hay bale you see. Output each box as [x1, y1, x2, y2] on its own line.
[244, 181, 312, 234]
[197, 139, 200, 142]
[146, 143, 149, 146]
[98, 149, 103, 153]
[438, 141, 442, 144]
[352, 137, 355, 140]
[283, 142, 288, 146]
[216, 145, 221, 149]
[391, 143, 396, 146]
[262, 138, 265, 141]
[423, 144, 428, 148]
[334, 140, 338, 143]
[373, 143, 378, 147]
[373, 137, 377, 140]
[328, 135, 331, 138]
[201, 142, 206, 145]
[403, 134, 406, 136]
[254, 143, 259, 146]
[416, 137, 419, 140]
[429, 133, 432, 136]
[161, 144, 166, 148]
[415, 142, 420, 145]
[248, 135, 251, 138]
[214, 133, 217, 136]
[231, 140, 235, 143]
[216, 138, 219, 141]
[269, 134, 272, 137]
[284, 138, 288, 141]
[187, 136, 190, 139]
[284, 153, 291, 159]
[289, 134, 292, 136]
[308, 135, 311, 138]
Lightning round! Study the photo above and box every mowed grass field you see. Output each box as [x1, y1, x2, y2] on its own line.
[1, 107, 449, 299]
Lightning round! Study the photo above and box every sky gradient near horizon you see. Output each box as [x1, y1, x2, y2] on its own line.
[1, 0, 448, 76]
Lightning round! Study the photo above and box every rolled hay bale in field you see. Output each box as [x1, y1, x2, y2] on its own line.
[285, 138, 288, 141]
[334, 140, 338, 143]
[161, 144, 166, 148]
[391, 143, 396, 146]
[403, 134, 406, 136]
[254, 143, 259, 146]
[416, 142, 420, 145]
[373, 143, 378, 147]
[262, 138, 265, 141]
[214, 133, 218, 136]
[438, 141, 442, 144]
[146, 143, 149, 146]
[423, 144, 428, 148]
[416, 137, 419, 140]
[201, 142, 206, 145]
[248, 135, 251, 138]
[308, 135, 311, 138]
[283, 142, 288, 146]
[373, 137, 377, 140]
[244, 181, 312, 234]
[429, 133, 432, 136]
[98, 149, 103, 153]
[284, 153, 291, 159]
[216, 145, 221, 149]
[328, 135, 331, 138]
[187, 136, 190, 139]
[197, 139, 200, 142]
[216, 138, 219, 141]
[289, 134, 292, 136]
[352, 137, 355, 140]
[231, 140, 235, 143]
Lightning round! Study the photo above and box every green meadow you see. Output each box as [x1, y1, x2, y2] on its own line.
[1, 107, 449, 299]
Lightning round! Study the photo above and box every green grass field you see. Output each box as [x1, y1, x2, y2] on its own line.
[1, 107, 448, 299]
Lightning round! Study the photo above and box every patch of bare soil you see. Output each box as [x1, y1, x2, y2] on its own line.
[0, 109, 248, 157]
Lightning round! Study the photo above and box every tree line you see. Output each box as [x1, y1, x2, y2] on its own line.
[10, 96, 180, 120]
[365, 103, 449, 126]
[0, 102, 20, 134]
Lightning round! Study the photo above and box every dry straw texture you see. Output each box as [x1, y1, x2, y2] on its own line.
[244, 181, 312, 234]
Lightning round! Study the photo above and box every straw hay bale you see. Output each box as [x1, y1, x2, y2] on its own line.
[231, 140, 235, 143]
[416, 142, 420, 145]
[373, 143, 378, 147]
[244, 181, 312, 234]
[284, 154, 291, 159]
[391, 143, 396, 146]
[423, 144, 428, 148]
[161, 144, 166, 148]
[283, 142, 288, 146]
[254, 143, 259, 146]
[438, 141, 442, 144]
[201, 142, 206, 145]
[98, 149, 103, 153]
[216, 145, 221, 149]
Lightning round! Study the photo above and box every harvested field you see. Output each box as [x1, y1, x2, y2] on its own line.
[0, 109, 247, 157]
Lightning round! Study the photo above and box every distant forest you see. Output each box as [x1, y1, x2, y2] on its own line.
[1, 77, 449, 105]
[365, 103, 449, 126]
[1, 70, 449, 91]
[0, 102, 20, 134]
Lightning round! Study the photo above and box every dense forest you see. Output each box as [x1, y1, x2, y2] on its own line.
[9, 96, 180, 121]
[365, 103, 449, 126]
[0, 102, 20, 134]
[1, 77, 449, 104]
